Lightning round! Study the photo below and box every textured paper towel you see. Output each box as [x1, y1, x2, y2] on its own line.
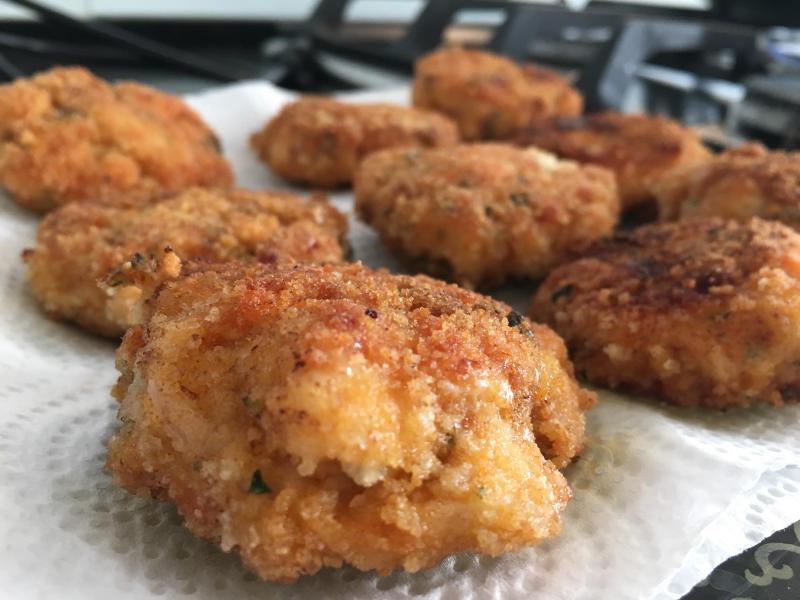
[0, 81, 798, 600]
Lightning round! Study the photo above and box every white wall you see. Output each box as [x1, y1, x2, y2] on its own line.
[0, 0, 711, 22]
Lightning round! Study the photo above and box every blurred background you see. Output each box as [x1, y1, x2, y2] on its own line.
[0, 0, 798, 148]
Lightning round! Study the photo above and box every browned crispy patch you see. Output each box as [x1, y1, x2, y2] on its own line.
[412, 47, 582, 142]
[0, 66, 233, 212]
[24, 187, 347, 337]
[655, 143, 800, 224]
[354, 143, 619, 289]
[517, 111, 711, 210]
[531, 217, 800, 408]
[107, 261, 594, 582]
[250, 96, 459, 187]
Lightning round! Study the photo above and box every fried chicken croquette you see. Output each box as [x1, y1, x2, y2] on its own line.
[106, 259, 595, 582]
[412, 47, 582, 141]
[23, 187, 347, 337]
[655, 143, 800, 224]
[531, 217, 800, 408]
[516, 111, 711, 210]
[249, 97, 459, 187]
[0, 66, 233, 212]
[354, 143, 619, 289]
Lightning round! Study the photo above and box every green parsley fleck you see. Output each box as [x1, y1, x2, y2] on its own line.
[507, 311, 524, 327]
[509, 192, 530, 206]
[686, 197, 701, 209]
[248, 469, 271, 494]
[551, 284, 575, 302]
[320, 131, 337, 153]
[476, 485, 488, 499]
[506, 310, 534, 337]
[781, 208, 800, 222]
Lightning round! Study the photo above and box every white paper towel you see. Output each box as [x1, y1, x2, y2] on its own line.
[0, 81, 798, 600]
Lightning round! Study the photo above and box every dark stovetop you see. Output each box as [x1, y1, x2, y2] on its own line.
[683, 523, 800, 600]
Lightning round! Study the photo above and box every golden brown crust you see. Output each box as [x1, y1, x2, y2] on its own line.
[24, 187, 347, 337]
[0, 66, 233, 212]
[517, 111, 711, 209]
[106, 261, 594, 581]
[354, 143, 619, 289]
[412, 47, 582, 141]
[655, 143, 800, 223]
[531, 217, 800, 408]
[250, 97, 459, 187]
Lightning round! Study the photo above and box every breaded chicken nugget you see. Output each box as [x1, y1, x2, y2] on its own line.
[354, 144, 619, 289]
[250, 97, 459, 187]
[655, 143, 800, 224]
[23, 187, 347, 337]
[412, 47, 582, 141]
[106, 259, 595, 582]
[0, 66, 233, 212]
[531, 218, 800, 408]
[517, 112, 711, 210]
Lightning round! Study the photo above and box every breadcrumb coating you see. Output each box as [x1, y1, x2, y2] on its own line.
[0, 66, 233, 212]
[655, 143, 800, 224]
[106, 260, 594, 581]
[412, 47, 582, 141]
[23, 187, 347, 337]
[354, 143, 619, 289]
[250, 97, 459, 187]
[531, 218, 800, 408]
[516, 111, 711, 210]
